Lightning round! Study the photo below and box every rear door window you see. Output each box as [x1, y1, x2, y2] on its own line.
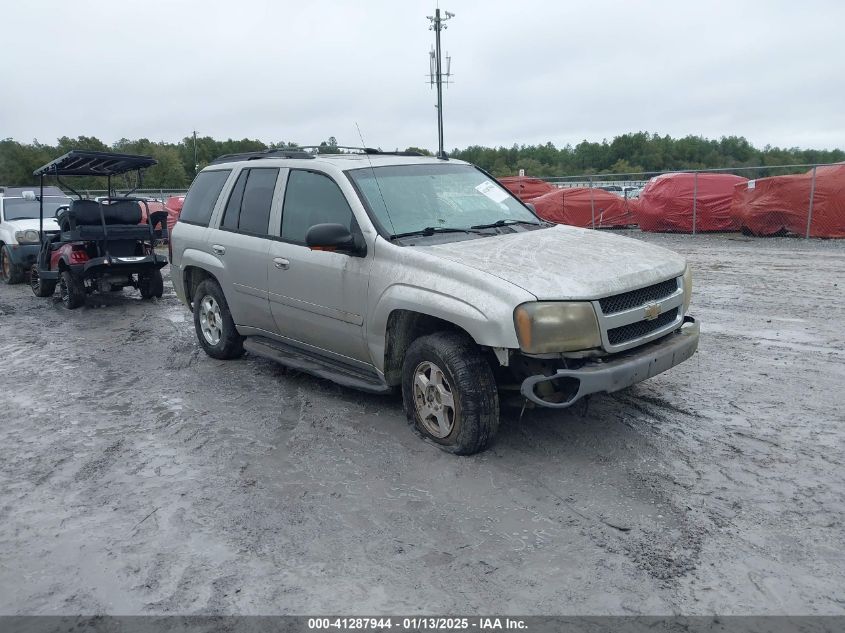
[180, 170, 231, 226]
[220, 168, 279, 236]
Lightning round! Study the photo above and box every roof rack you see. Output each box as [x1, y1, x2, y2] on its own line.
[296, 146, 425, 157]
[209, 148, 316, 165]
[208, 146, 426, 165]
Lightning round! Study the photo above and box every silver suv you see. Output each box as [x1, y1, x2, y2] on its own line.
[170, 148, 699, 454]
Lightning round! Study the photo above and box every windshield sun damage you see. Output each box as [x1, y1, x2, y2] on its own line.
[347, 164, 540, 238]
[2, 197, 71, 221]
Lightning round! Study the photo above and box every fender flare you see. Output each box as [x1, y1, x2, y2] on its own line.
[180, 248, 226, 301]
[368, 283, 503, 375]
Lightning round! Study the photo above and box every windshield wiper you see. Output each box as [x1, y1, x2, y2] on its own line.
[390, 226, 483, 240]
[470, 219, 543, 229]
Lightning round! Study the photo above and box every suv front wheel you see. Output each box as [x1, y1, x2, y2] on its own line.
[193, 279, 244, 359]
[402, 331, 499, 455]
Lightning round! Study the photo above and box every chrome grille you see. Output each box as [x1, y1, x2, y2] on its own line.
[607, 308, 679, 345]
[599, 279, 679, 315]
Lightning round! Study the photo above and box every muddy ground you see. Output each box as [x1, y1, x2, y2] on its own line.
[0, 233, 843, 616]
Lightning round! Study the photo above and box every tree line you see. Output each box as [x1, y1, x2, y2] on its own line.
[1, 132, 842, 190]
[452, 133, 844, 179]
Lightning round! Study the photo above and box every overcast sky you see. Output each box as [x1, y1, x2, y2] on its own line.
[2, 0, 843, 151]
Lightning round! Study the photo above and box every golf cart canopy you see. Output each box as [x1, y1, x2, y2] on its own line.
[33, 150, 157, 177]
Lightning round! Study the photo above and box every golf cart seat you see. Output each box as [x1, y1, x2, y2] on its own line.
[58, 199, 152, 241]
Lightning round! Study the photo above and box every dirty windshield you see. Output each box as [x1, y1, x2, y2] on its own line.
[348, 163, 538, 237]
[3, 197, 71, 220]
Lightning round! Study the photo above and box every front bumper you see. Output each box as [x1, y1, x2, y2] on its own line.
[7, 243, 40, 267]
[520, 316, 699, 408]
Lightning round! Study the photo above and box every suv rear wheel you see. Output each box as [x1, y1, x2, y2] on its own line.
[0, 245, 24, 284]
[193, 279, 244, 359]
[402, 331, 499, 455]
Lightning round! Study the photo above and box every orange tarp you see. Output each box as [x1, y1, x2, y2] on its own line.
[498, 176, 556, 202]
[531, 187, 635, 228]
[730, 164, 845, 238]
[637, 173, 748, 232]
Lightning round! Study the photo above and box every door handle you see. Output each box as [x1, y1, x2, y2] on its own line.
[211, 244, 225, 256]
[273, 257, 290, 270]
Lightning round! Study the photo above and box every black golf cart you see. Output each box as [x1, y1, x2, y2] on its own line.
[29, 150, 168, 309]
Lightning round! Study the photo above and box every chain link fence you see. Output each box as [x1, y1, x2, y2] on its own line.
[537, 163, 844, 238]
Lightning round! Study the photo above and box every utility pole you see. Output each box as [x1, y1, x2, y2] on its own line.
[427, 8, 454, 159]
[193, 130, 198, 175]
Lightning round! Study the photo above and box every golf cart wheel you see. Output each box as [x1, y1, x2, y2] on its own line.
[59, 270, 85, 309]
[139, 269, 164, 299]
[30, 265, 57, 298]
[0, 245, 24, 285]
[193, 279, 244, 360]
[401, 331, 499, 455]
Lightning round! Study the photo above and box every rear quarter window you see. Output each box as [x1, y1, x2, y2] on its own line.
[179, 170, 231, 226]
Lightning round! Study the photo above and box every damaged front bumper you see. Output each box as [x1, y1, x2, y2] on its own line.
[520, 316, 700, 408]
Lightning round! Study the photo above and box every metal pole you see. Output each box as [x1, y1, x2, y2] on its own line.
[434, 9, 445, 159]
[193, 130, 198, 176]
[39, 175, 44, 241]
[805, 165, 817, 239]
[589, 175, 595, 229]
[692, 172, 698, 235]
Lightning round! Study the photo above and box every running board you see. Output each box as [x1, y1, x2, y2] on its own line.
[243, 336, 391, 394]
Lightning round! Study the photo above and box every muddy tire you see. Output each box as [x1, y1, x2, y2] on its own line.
[30, 265, 57, 297]
[0, 245, 24, 285]
[59, 270, 85, 309]
[139, 269, 164, 299]
[402, 331, 499, 455]
[193, 279, 244, 360]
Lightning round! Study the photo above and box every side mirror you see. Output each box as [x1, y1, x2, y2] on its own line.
[525, 202, 537, 213]
[305, 223, 355, 253]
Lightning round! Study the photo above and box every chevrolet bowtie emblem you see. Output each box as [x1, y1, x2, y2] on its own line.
[644, 303, 661, 320]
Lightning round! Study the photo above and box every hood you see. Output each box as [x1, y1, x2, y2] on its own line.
[5, 218, 59, 232]
[417, 225, 686, 300]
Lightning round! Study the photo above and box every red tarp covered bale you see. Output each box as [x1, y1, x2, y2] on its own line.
[498, 176, 556, 202]
[531, 187, 636, 228]
[730, 164, 845, 238]
[164, 195, 185, 234]
[637, 172, 748, 232]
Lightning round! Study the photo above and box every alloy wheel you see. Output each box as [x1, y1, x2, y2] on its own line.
[413, 360, 457, 438]
[198, 295, 223, 346]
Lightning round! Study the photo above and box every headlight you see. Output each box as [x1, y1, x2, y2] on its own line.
[682, 265, 692, 313]
[15, 230, 40, 244]
[514, 302, 601, 353]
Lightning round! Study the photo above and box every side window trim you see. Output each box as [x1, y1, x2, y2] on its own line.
[206, 169, 238, 229]
[268, 167, 289, 239]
